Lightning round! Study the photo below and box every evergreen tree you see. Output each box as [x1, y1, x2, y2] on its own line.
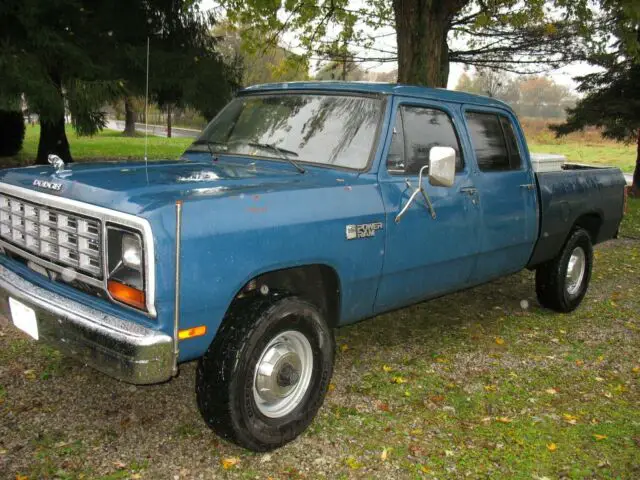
[552, 1, 640, 195]
[0, 0, 234, 163]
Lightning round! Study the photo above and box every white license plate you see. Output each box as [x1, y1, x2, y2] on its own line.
[9, 297, 39, 340]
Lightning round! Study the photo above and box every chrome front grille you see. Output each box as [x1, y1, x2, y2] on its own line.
[0, 194, 102, 277]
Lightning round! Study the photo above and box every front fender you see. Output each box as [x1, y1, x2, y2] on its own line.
[173, 176, 385, 361]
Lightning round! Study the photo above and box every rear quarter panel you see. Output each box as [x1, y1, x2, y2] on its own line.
[527, 167, 626, 267]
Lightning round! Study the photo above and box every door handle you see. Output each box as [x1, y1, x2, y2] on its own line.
[459, 186, 477, 195]
[520, 184, 535, 190]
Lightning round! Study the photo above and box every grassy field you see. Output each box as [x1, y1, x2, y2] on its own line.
[2, 125, 192, 168]
[1, 121, 637, 174]
[0, 199, 638, 479]
[522, 118, 637, 173]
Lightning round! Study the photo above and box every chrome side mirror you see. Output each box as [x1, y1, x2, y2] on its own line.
[428, 146, 456, 187]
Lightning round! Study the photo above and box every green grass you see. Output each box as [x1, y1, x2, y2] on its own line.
[3, 125, 192, 167]
[528, 141, 636, 173]
[1, 123, 637, 175]
[1, 200, 638, 479]
[621, 194, 640, 238]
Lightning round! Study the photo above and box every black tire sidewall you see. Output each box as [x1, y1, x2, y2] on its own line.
[557, 229, 593, 311]
[199, 296, 334, 450]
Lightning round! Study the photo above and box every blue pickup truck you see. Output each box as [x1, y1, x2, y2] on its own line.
[0, 82, 626, 451]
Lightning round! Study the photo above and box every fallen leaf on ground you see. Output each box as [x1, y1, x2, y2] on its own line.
[345, 457, 362, 469]
[484, 385, 497, 392]
[563, 413, 578, 424]
[496, 416, 512, 424]
[340, 344, 349, 352]
[382, 365, 393, 372]
[380, 447, 389, 461]
[377, 402, 390, 412]
[409, 444, 423, 456]
[16, 475, 28, 480]
[221, 457, 239, 469]
[113, 461, 126, 470]
[593, 434, 608, 441]
[495, 337, 505, 345]
[429, 395, 445, 403]
[328, 383, 335, 392]
[547, 443, 557, 452]
[391, 376, 407, 384]
[420, 465, 431, 473]
[632, 366, 640, 374]
[23, 370, 36, 380]
[545, 388, 558, 395]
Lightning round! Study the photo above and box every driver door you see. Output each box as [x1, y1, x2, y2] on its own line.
[374, 99, 481, 313]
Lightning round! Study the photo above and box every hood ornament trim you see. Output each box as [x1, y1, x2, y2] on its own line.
[48, 154, 65, 173]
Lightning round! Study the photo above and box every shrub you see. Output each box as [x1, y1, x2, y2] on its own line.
[0, 110, 26, 156]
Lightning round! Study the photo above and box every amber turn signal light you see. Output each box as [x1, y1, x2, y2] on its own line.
[178, 325, 207, 340]
[107, 280, 146, 310]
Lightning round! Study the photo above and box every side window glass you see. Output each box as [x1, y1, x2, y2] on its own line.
[465, 112, 511, 171]
[386, 110, 405, 173]
[386, 106, 464, 175]
[500, 116, 522, 170]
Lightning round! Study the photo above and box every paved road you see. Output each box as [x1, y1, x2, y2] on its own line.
[106, 120, 200, 138]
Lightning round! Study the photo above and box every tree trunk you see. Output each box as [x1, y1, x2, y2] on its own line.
[393, 0, 466, 87]
[123, 96, 136, 137]
[632, 127, 640, 197]
[36, 72, 72, 164]
[37, 114, 71, 165]
[166, 104, 172, 138]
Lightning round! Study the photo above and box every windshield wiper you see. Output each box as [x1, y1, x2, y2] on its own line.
[187, 140, 227, 161]
[247, 142, 305, 174]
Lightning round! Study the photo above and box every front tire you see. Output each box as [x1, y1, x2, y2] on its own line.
[535, 228, 593, 312]
[196, 295, 335, 451]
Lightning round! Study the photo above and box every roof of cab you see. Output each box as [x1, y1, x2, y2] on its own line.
[240, 81, 512, 110]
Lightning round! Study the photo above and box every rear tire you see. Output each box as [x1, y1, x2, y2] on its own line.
[196, 295, 335, 451]
[535, 228, 593, 313]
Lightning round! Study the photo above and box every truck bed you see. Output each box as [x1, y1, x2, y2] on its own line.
[527, 164, 626, 268]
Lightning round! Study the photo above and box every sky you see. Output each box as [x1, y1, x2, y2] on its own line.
[201, 0, 598, 91]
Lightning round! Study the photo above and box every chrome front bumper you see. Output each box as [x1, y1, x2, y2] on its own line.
[0, 264, 174, 384]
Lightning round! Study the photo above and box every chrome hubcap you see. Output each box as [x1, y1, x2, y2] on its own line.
[253, 330, 313, 418]
[566, 247, 586, 296]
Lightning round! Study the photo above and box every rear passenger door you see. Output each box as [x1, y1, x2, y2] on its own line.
[462, 108, 538, 282]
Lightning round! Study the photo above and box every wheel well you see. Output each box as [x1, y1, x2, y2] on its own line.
[234, 265, 341, 327]
[573, 213, 603, 243]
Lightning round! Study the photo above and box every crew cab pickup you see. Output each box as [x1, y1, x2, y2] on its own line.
[0, 82, 626, 451]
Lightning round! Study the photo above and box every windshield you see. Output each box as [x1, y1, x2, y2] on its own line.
[188, 93, 383, 170]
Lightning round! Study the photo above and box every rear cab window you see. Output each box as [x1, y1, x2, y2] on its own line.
[464, 111, 522, 171]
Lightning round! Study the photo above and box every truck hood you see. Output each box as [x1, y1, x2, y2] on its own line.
[0, 155, 338, 215]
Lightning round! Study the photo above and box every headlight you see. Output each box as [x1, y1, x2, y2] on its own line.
[106, 227, 146, 311]
[122, 234, 143, 270]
